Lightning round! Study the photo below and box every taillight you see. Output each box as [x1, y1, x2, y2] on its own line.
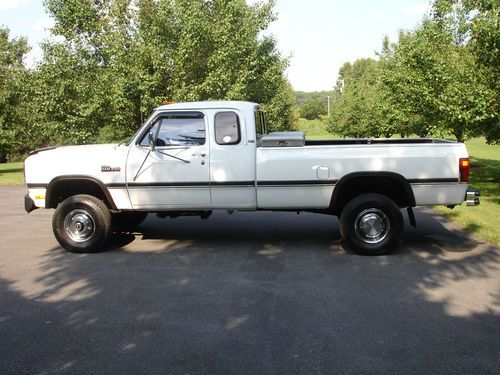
[459, 158, 470, 183]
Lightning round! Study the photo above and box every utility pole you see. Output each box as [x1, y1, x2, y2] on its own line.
[327, 96, 330, 117]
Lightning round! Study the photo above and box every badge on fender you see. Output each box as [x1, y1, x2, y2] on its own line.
[101, 166, 121, 172]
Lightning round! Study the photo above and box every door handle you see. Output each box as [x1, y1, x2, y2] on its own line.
[192, 153, 206, 157]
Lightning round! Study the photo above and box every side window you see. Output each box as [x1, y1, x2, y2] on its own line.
[260, 111, 267, 135]
[139, 112, 206, 147]
[215, 112, 241, 145]
[254, 109, 267, 138]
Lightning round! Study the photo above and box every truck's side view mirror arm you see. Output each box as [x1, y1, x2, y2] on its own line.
[133, 149, 152, 181]
[148, 131, 156, 152]
[134, 131, 191, 181]
[134, 131, 155, 181]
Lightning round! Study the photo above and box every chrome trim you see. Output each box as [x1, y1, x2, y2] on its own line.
[354, 208, 390, 244]
[64, 209, 96, 243]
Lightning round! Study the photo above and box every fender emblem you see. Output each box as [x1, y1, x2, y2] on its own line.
[101, 166, 121, 172]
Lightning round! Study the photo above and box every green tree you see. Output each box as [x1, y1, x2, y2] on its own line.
[432, 0, 500, 142]
[379, 20, 493, 141]
[379, 25, 448, 138]
[328, 58, 394, 138]
[300, 99, 327, 120]
[294, 90, 337, 108]
[0, 27, 31, 160]
[36, 0, 295, 146]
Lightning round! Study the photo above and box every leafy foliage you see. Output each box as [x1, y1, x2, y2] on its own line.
[1, 0, 498, 158]
[379, 20, 494, 141]
[432, 0, 500, 143]
[0, 28, 31, 159]
[300, 99, 327, 120]
[294, 90, 336, 107]
[329, 6, 497, 142]
[31, 0, 296, 148]
[328, 59, 395, 138]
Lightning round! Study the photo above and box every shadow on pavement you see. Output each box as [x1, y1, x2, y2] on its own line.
[1, 209, 499, 374]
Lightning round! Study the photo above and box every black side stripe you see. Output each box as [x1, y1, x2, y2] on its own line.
[257, 180, 338, 186]
[120, 182, 209, 188]
[108, 181, 256, 188]
[29, 178, 459, 190]
[408, 178, 459, 184]
[211, 181, 255, 187]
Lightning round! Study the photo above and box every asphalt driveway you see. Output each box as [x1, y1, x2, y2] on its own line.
[0, 186, 499, 374]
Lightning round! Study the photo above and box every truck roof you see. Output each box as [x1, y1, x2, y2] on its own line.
[156, 100, 259, 111]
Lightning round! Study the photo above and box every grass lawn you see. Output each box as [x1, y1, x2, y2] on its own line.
[0, 162, 24, 186]
[435, 139, 500, 246]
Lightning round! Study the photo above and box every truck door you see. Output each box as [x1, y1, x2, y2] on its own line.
[209, 110, 257, 209]
[126, 111, 211, 209]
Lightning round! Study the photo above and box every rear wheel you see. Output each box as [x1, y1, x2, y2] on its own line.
[340, 193, 403, 255]
[52, 194, 112, 253]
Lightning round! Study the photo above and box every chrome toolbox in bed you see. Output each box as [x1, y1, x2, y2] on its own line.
[261, 131, 305, 147]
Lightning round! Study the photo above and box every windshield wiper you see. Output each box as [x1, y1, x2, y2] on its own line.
[133, 147, 190, 181]
[156, 150, 190, 164]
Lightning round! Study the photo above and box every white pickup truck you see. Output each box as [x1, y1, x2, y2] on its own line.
[24, 101, 479, 255]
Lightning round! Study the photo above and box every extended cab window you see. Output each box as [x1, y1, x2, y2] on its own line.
[254, 109, 267, 138]
[140, 112, 205, 147]
[215, 112, 241, 145]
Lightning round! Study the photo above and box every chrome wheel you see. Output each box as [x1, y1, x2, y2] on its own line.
[354, 208, 390, 244]
[64, 209, 96, 243]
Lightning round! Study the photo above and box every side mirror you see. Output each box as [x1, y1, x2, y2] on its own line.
[148, 131, 156, 152]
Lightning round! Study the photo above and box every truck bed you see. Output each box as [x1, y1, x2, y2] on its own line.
[256, 139, 468, 209]
[305, 138, 455, 146]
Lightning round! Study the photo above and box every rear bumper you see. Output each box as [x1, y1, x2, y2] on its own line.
[24, 193, 37, 213]
[465, 187, 480, 206]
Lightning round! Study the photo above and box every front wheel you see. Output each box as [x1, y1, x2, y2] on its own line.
[52, 194, 112, 253]
[340, 193, 403, 256]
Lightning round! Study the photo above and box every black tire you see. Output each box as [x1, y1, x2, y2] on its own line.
[340, 193, 403, 256]
[52, 194, 112, 253]
[112, 212, 148, 230]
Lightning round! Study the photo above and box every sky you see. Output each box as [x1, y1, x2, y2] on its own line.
[0, 0, 431, 92]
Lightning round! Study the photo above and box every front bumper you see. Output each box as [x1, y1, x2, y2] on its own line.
[24, 193, 38, 213]
[465, 187, 480, 206]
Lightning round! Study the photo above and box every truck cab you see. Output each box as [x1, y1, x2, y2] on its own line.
[125, 101, 262, 210]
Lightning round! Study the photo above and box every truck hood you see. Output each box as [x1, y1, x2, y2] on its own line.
[30, 143, 119, 157]
[24, 143, 129, 185]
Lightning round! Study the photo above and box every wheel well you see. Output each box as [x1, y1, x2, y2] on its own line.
[46, 176, 117, 210]
[330, 172, 415, 214]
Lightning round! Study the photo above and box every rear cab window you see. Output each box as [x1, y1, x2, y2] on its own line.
[214, 112, 241, 145]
